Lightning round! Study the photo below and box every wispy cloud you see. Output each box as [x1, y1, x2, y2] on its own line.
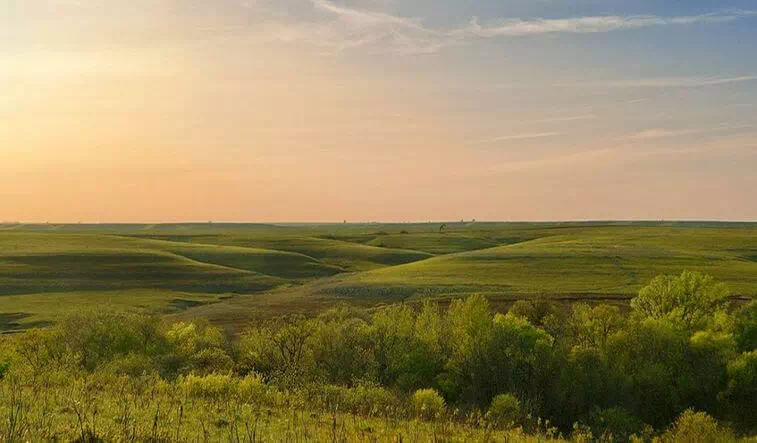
[621, 124, 755, 140]
[528, 114, 596, 124]
[580, 75, 757, 89]
[474, 132, 562, 144]
[257, 3, 757, 55]
[462, 12, 746, 38]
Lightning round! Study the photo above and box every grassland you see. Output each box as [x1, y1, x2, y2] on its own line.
[2, 222, 756, 331]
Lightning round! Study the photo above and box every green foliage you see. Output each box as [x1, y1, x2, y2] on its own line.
[632, 270, 730, 330]
[411, 388, 446, 420]
[733, 301, 757, 352]
[2, 279, 756, 439]
[311, 307, 376, 385]
[0, 359, 9, 380]
[553, 347, 624, 429]
[588, 407, 646, 442]
[658, 410, 734, 443]
[568, 303, 626, 350]
[721, 350, 757, 431]
[320, 383, 400, 416]
[606, 318, 694, 428]
[446, 296, 554, 407]
[487, 393, 522, 428]
[181, 373, 237, 401]
[369, 304, 417, 386]
[237, 315, 316, 384]
[55, 310, 167, 371]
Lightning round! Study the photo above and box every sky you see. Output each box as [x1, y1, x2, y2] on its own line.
[1, 0, 756, 222]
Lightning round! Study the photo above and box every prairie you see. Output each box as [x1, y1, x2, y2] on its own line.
[1, 222, 756, 331]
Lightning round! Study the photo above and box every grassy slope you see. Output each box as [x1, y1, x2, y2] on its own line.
[277, 226, 757, 303]
[0, 227, 432, 329]
[0, 289, 226, 332]
[2, 223, 757, 331]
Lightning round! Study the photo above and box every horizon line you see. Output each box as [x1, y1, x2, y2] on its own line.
[3, 219, 757, 225]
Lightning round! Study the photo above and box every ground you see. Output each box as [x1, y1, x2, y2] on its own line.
[2, 221, 756, 332]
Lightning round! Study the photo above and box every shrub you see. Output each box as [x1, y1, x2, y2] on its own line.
[190, 348, 235, 375]
[412, 388, 446, 420]
[487, 393, 521, 427]
[0, 358, 10, 379]
[101, 353, 157, 377]
[659, 409, 732, 443]
[181, 373, 237, 401]
[321, 384, 400, 416]
[509, 301, 538, 324]
[588, 407, 645, 442]
[237, 372, 282, 406]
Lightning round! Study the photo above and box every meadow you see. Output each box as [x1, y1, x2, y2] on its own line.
[1, 222, 756, 332]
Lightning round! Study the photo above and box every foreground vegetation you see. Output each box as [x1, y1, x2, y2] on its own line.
[2, 271, 756, 441]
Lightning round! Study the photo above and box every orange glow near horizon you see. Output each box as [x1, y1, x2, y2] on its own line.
[2, 1, 757, 222]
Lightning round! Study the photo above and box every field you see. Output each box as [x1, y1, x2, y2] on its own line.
[2, 222, 757, 332]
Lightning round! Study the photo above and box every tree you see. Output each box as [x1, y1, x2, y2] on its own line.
[631, 271, 730, 330]
[721, 350, 757, 431]
[568, 303, 626, 350]
[311, 311, 375, 385]
[733, 301, 757, 352]
[238, 315, 316, 383]
[445, 295, 554, 407]
[369, 304, 416, 386]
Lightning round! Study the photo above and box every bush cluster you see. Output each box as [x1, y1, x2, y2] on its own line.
[1, 270, 756, 441]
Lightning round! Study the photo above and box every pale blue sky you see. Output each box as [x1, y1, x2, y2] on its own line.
[1, 1, 756, 221]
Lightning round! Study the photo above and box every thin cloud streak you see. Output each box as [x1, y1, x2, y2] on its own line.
[261, 3, 757, 55]
[583, 75, 757, 89]
[473, 132, 562, 144]
[528, 114, 596, 124]
[621, 124, 755, 140]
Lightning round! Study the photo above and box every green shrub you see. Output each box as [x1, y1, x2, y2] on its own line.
[487, 393, 521, 427]
[181, 373, 237, 401]
[190, 347, 235, 375]
[509, 301, 538, 324]
[0, 358, 10, 379]
[321, 383, 400, 416]
[659, 409, 733, 443]
[412, 388, 446, 420]
[101, 353, 157, 377]
[588, 407, 646, 442]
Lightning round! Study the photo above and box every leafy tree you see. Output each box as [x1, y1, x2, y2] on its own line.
[397, 301, 446, 391]
[368, 304, 416, 386]
[56, 310, 167, 372]
[733, 301, 757, 352]
[720, 350, 757, 431]
[568, 303, 626, 350]
[311, 312, 375, 385]
[164, 320, 233, 376]
[606, 318, 690, 428]
[238, 315, 316, 383]
[631, 271, 730, 330]
[553, 347, 625, 429]
[445, 295, 554, 407]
